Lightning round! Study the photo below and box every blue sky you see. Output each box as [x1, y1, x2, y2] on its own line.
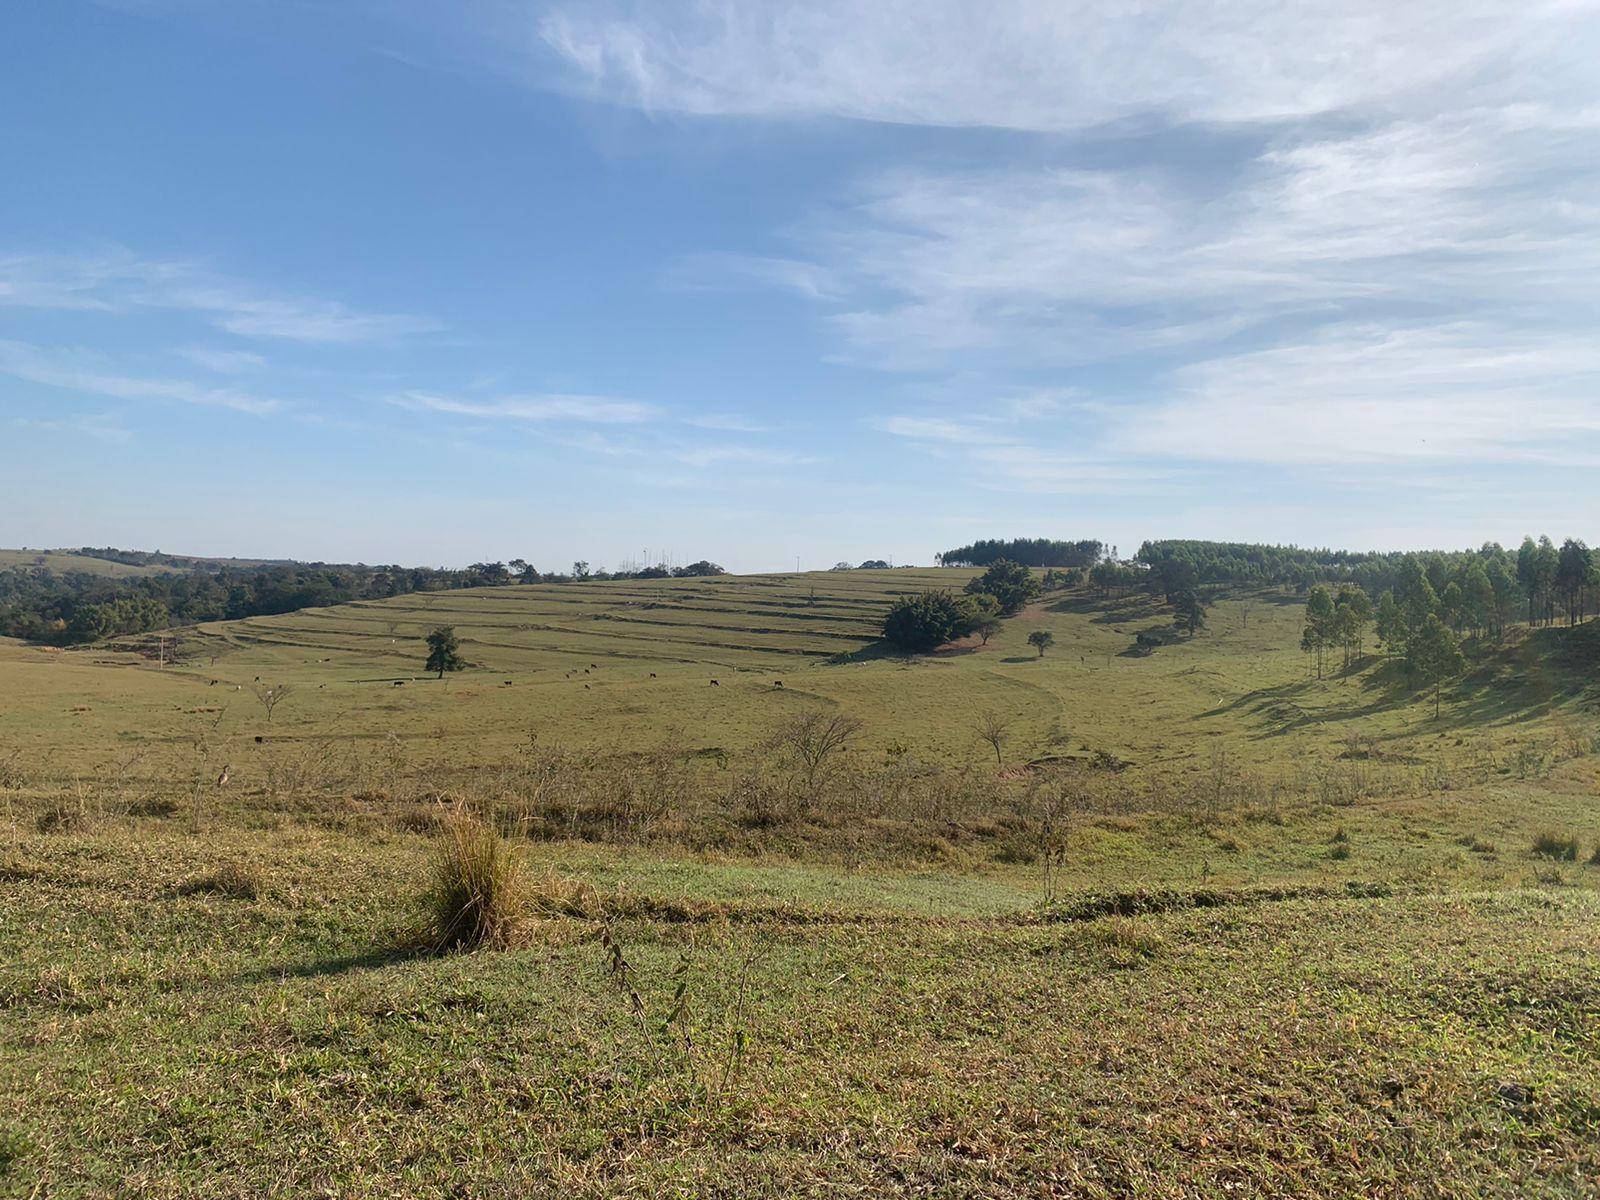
[3, 1, 1599, 572]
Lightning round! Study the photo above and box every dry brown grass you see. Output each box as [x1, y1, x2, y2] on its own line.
[421, 813, 535, 951]
[176, 860, 263, 900]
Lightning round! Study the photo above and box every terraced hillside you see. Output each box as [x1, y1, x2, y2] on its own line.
[8, 566, 1592, 804]
[208, 568, 942, 671]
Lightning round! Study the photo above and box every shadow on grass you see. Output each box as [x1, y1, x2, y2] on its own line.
[825, 641, 915, 666]
[237, 945, 426, 984]
[1204, 629, 1596, 738]
[1047, 591, 1171, 626]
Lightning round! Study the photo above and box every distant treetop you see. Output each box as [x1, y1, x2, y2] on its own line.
[1132, 539, 1538, 598]
[937, 538, 1103, 569]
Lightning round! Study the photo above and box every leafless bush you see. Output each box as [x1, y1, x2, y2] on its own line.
[251, 682, 292, 723]
[771, 710, 861, 802]
[975, 710, 1016, 766]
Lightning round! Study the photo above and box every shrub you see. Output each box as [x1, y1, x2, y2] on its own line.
[1531, 830, 1580, 861]
[422, 815, 531, 952]
[882, 589, 985, 652]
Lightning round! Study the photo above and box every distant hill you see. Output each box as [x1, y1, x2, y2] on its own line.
[0, 547, 302, 578]
[0, 548, 185, 578]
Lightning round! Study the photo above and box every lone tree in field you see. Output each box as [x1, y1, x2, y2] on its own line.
[251, 682, 291, 723]
[975, 618, 1002, 646]
[425, 626, 466, 679]
[975, 709, 1015, 766]
[1027, 630, 1055, 658]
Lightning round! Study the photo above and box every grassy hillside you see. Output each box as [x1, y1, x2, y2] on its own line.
[2, 569, 1598, 1196]
[0, 547, 184, 578]
[10, 567, 1595, 799]
[0, 547, 289, 577]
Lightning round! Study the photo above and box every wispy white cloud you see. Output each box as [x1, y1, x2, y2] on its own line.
[176, 346, 267, 373]
[0, 340, 283, 415]
[1116, 322, 1600, 465]
[391, 390, 657, 424]
[964, 444, 1173, 495]
[870, 398, 1168, 493]
[12, 411, 134, 444]
[809, 105, 1600, 368]
[870, 415, 1017, 446]
[682, 412, 792, 433]
[539, 0, 1592, 131]
[0, 250, 441, 344]
[663, 252, 841, 300]
[535, 0, 1600, 490]
[666, 442, 814, 468]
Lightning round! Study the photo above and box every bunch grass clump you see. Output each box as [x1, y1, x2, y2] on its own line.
[1531, 830, 1580, 861]
[422, 813, 532, 952]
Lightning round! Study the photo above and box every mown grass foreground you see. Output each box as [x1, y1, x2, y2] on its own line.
[3, 571, 1599, 1196]
[2, 819, 1597, 1197]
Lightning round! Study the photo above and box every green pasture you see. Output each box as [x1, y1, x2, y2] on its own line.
[7, 569, 1596, 802]
[3, 569, 1600, 1195]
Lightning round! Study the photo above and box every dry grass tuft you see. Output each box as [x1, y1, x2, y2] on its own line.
[1532, 830, 1580, 861]
[421, 814, 535, 952]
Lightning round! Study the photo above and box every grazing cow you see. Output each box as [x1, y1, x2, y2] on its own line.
[709, 679, 720, 687]
[393, 680, 405, 687]
[503, 680, 513, 686]
[649, 672, 657, 678]
[254, 676, 260, 682]
[773, 680, 784, 688]
[590, 663, 597, 669]
[208, 680, 217, 687]
[584, 683, 590, 690]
